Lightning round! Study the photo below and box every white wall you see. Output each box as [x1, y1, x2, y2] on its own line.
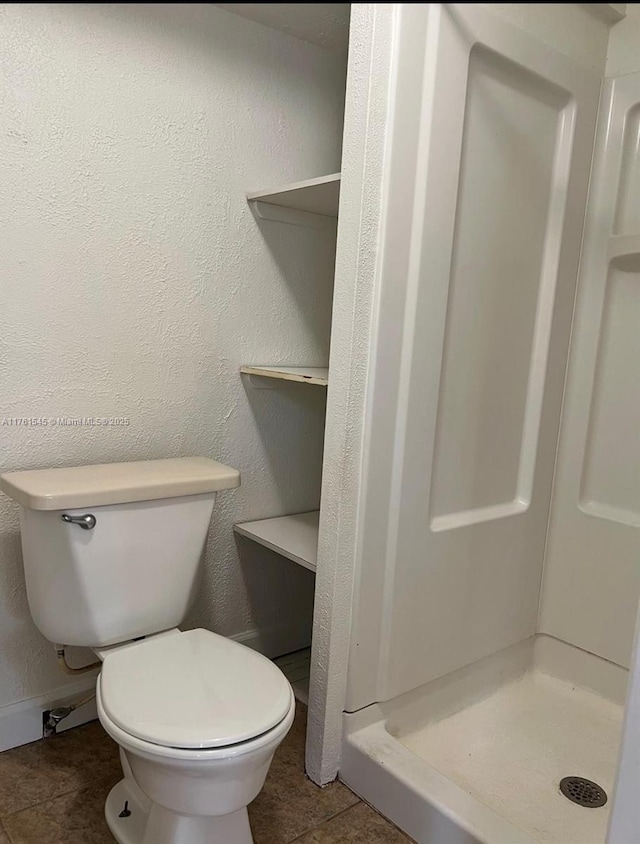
[0, 3, 345, 715]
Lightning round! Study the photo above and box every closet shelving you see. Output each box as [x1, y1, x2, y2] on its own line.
[240, 365, 328, 386]
[235, 511, 319, 573]
[247, 172, 340, 217]
[236, 173, 339, 572]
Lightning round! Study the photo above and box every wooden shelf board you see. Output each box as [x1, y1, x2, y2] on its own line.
[240, 365, 328, 386]
[235, 511, 319, 573]
[247, 173, 340, 217]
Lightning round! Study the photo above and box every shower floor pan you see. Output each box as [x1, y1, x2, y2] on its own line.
[341, 635, 626, 844]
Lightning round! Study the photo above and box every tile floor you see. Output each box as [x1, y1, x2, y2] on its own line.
[0, 705, 413, 843]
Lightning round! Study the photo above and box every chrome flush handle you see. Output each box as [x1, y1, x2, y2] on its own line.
[61, 513, 96, 530]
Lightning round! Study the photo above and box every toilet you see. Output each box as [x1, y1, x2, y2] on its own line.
[0, 457, 296, 844]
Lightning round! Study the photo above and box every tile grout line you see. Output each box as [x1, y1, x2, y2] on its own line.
[375, 808, 415, 841]
[285, 789, 416, 844]
[0, 784, 80, 824]
[0, 762, 120, 823]
[358, 796, 417, 843]
[286, 800, 362, 843]
[0, 818, 16, 844]
[0, 721, 122, 821]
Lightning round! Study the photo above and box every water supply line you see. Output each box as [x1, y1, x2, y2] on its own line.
[55, 644, 101, 675]
[43, 690, 97, 738]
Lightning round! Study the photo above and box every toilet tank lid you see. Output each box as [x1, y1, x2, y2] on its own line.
[0, 457, 240, 510]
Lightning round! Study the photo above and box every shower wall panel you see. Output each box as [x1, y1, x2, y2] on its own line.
[540, 73, 640, 668]
[346, 4, 601, 709]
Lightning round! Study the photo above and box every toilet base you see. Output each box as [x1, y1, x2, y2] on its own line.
[105, 780, 150, 844]
[105, 779, 254, 844]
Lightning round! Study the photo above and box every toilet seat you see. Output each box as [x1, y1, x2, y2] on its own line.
[97, 679, 296, 762]
[98, 628, 293, 750]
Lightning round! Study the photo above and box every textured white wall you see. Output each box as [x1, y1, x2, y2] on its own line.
[307, 3, 396, 785]
[0, 3, 345, 709]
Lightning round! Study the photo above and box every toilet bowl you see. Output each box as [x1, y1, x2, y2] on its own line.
[96, 628, 295, 844]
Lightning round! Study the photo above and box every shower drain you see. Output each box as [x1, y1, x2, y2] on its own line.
[559, 776, 608, 808]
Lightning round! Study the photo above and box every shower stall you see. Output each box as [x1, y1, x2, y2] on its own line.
[309, 5, 640, 844]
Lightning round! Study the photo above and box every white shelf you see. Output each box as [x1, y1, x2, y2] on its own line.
[235, 511, 319, 573]
[274, 648, 311, 705]
[240, 365, 328, 386]
[247, 173, 340, 218]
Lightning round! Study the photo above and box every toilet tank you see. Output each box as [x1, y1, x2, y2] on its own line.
[0, 457, 240, 647]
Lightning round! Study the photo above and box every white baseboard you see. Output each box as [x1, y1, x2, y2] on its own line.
[0, 674, 99, 752]
[0, 622, 309, 753]
[231, 620, 312, 659]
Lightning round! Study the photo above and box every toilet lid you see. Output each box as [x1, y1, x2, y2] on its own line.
[99, 629, 292, 749]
